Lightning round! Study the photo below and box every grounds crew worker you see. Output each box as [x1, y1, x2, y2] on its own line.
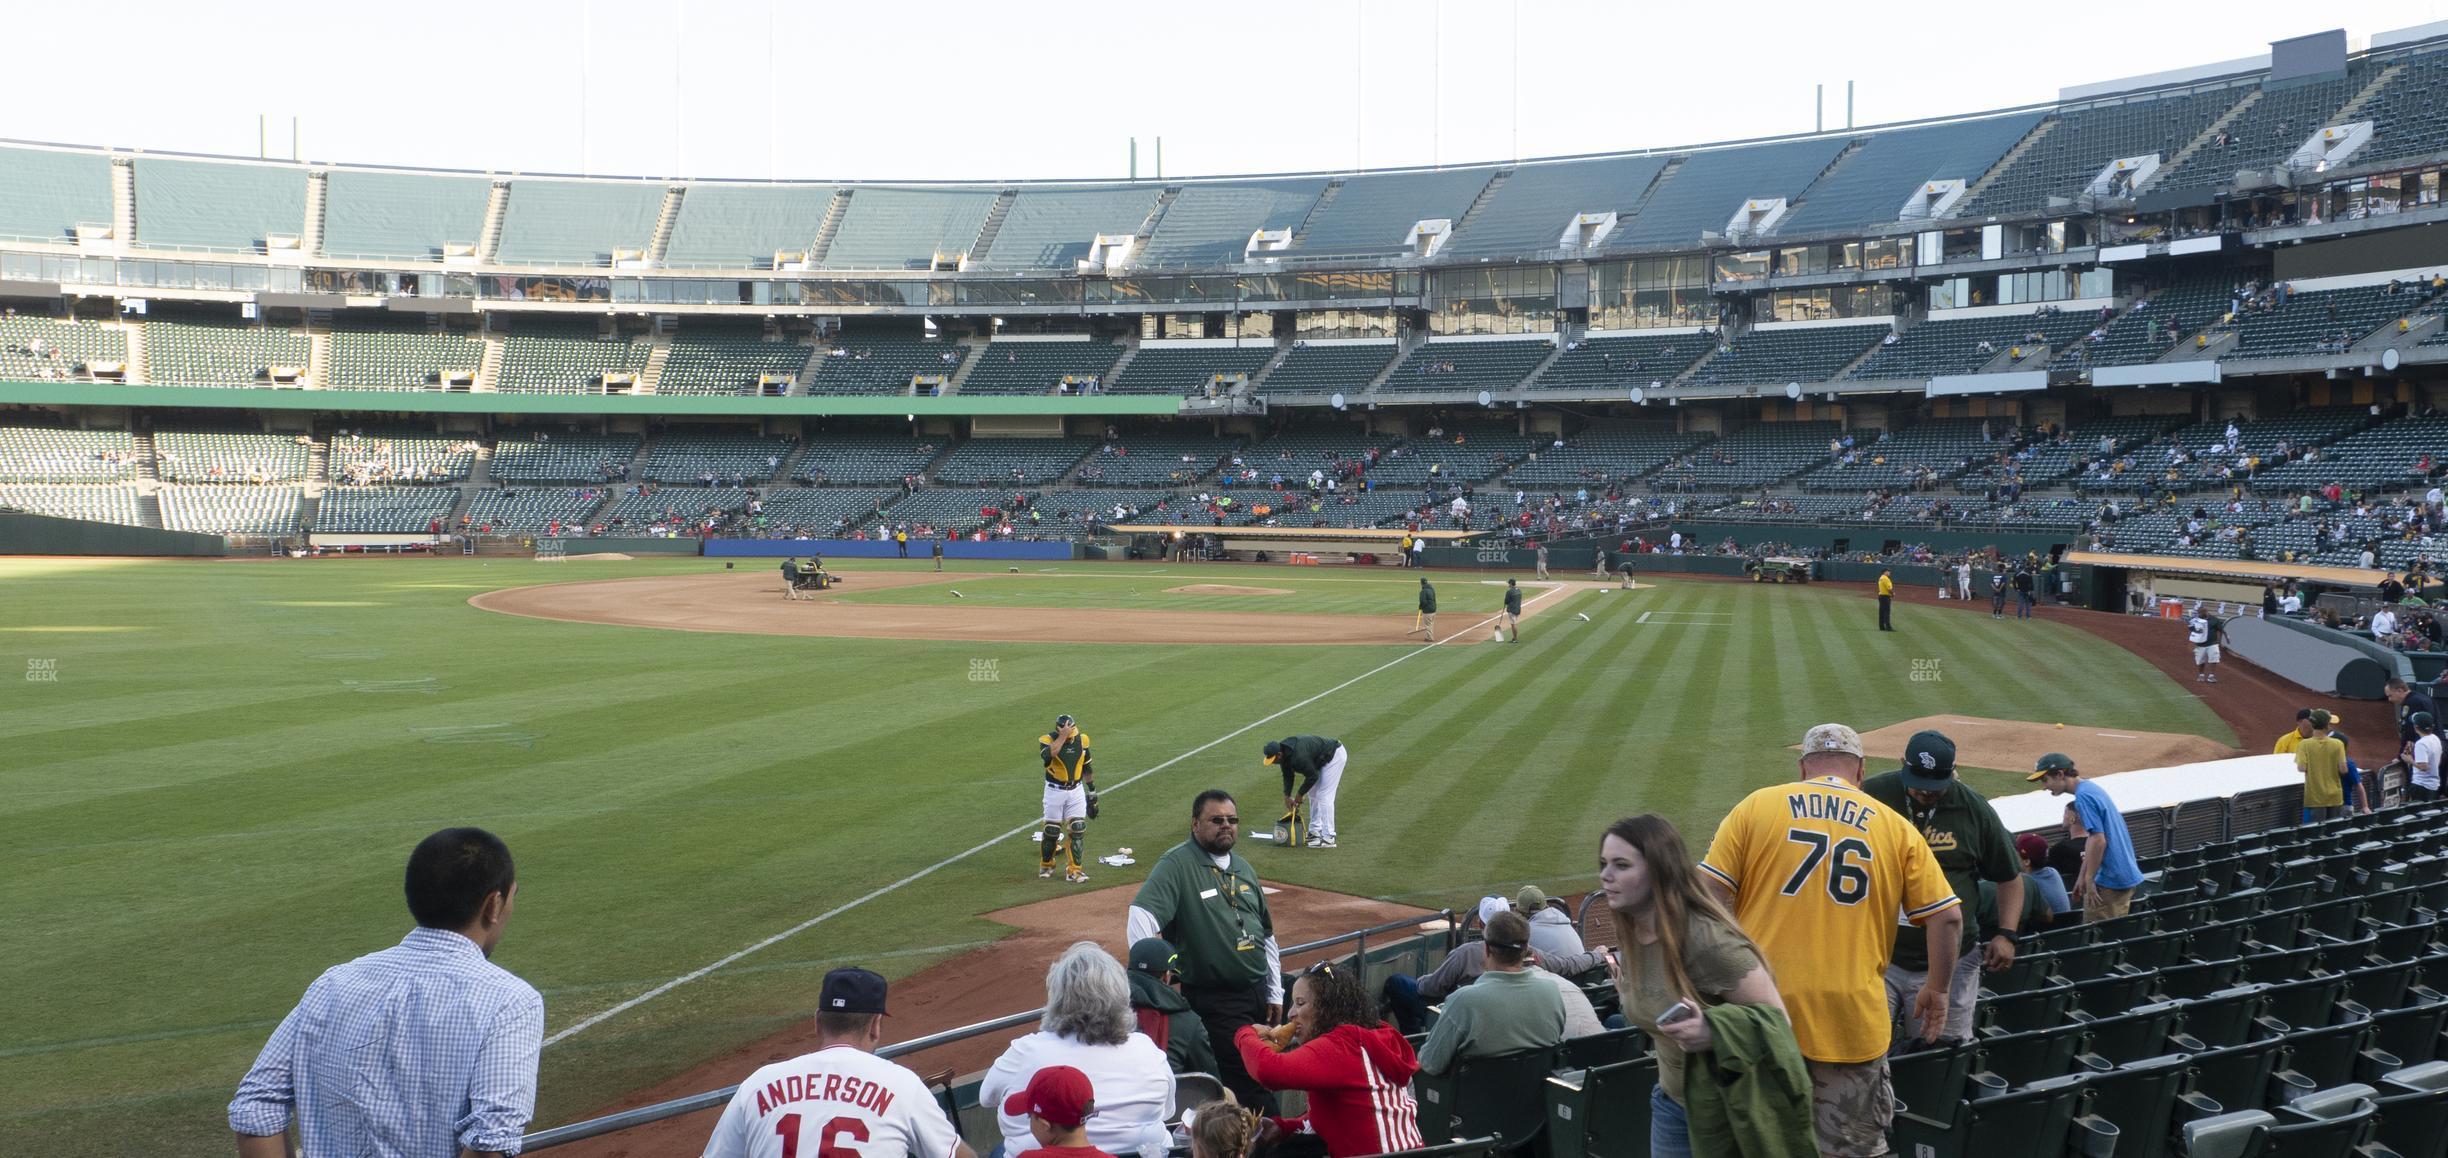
[1127, 789, 1283, 1111]
[1263, 735, 1348, 848]
[1417, 576, 1438, 642]
[1503, 578, 1523, 643]
[1860, 730, 2023, 1045]
[1037, 715, 1096, 883]
[1877, 569, 1895, 631]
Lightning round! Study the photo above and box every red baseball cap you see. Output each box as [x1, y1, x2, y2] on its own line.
[1002, 1065, 1097, 1128]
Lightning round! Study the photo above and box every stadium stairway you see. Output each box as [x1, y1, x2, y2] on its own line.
[123, 320, 149, 384]
[641, 337, 672, 394]
[132, 428, 161, 482]
[306, 328, 332, 390]
[809, 189, 851, 265]
[790, 343, 827, 396]
[1289, 179, 1343, 247]
[2142, 91, 2264, 194]
[647, 186, 684, 267]
[1953, 119, 2059, 216]
[1361, 333, 1423, 396]
[477, 181, 509, 262]
[111, 158, 136, 244]
[1100, 339, 1143, 394]
[1126, 188, 1179, 259]
[302, 170, 328, 257]
[475, 332, 505, 392]
[770, 438, 818, 482]
[940, 340, 989, 395]
[967, 190, 1016, 264]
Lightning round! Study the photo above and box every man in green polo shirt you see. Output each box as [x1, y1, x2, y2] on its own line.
[1415, 910, 1566, 1075]
[1126, 789, 1283, 1109]
[1862, 730, 2024, 1047]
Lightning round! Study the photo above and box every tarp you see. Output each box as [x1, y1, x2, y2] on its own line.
[1989, 753, 2302, 833]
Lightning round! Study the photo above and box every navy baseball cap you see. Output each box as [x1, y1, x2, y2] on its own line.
[1895, 730, 1958, 791]
[1262, 741, 1282, 764]
[819, 968, 890, 1015]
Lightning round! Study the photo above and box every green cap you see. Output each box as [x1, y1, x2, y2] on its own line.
[2027, 752, 2077, 781]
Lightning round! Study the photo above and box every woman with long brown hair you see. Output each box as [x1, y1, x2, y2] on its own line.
[1599, 814, 1787, 1158]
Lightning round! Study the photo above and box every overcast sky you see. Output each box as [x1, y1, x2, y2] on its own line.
[14, 0, 2447, 182]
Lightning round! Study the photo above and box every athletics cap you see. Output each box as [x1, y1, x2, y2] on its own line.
[818, 967, 890, 1015]
[1262, 741, 1283, 764]
[1128, 937, 1178, 976]
[1003, 1065, 1097, 1128]
[1801, 723, 1864, 759]
[2415, 713, 2435, 730]
[2027, 753, 2078, 781]
[1895, 730, 1958, 792]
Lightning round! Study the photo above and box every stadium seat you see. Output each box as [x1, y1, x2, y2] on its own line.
[2343, 963, 2425, 1014]
[1985, 983, 2079, 1034]
[1892, 1040, 1980, 1133]
[2262, 974, 2357, 1031]
[1891, 1071, 2105, 1158]
[1986, 955, 2069, 996]
[1557, 1026, 1645, 1071]
[2373, 1063, 2448, 1158]
[2125, 931, 2197, 972]
[1543, 1053, 1654, 1158]
[2188, 1037, 2297, 1115]
[2075, 1001, 2190, 1066]
[2073, 972, 2161, 1018]
[1377, 1138, 1505, 1158]
[2277, 1022, 2387, 1093]
[1975, 1021, 2089, 1088]
[1413, 1045, 1556, 1149]
[2367, 1004, 2448, 1070]
[2180, 986, 2290, 1049]
[2165, 962, 2253, 1004]
[2077, 1054, 2225, 1158]
[2265, 1083, 2388, 1158]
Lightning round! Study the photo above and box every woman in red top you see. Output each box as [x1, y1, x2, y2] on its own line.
[1233, 963, 1423, 1157]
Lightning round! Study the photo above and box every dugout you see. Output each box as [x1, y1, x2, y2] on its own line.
[1104, 523, 1474, 564]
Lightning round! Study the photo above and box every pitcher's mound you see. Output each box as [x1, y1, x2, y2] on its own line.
[1165, 583, 1294, 596]
[1816, 716, 2239, 775]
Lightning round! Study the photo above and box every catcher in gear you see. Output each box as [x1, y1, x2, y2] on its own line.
[1039, 714, 1096, 882]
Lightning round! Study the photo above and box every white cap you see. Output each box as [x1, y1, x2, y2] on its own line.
[1478, 896, 1511, 925]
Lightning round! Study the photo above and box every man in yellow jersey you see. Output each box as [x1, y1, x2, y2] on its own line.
[1701, 723, 1962, 1158]
[2275, 708, 2316, 755]
[1877, 570, 1895, 631]
[1037, 714, 1097, 883]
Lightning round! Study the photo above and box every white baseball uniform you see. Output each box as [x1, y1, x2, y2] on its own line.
[1042, 781, 1087, 824]
[701, 1044, 961, 1158]
[1309, 744, 1349, 842]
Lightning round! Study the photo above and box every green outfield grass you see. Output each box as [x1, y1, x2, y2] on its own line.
[0, 556, 2228, 1157]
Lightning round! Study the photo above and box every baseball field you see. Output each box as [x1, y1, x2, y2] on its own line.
[1, 554, 2235, 1157]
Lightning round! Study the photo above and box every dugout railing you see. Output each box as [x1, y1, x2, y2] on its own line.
[518, 908, 1459, 1153]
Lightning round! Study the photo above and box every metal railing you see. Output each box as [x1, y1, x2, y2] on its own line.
[520, 908, 1455, 1152]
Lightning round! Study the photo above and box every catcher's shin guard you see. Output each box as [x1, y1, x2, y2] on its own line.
[1066, 819, 1087, 871]
[1039, 823, 1061, 870]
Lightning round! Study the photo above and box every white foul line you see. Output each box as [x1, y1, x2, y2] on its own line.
[1637, 611, 1652, 624]
[541, 585, 1575, 1047]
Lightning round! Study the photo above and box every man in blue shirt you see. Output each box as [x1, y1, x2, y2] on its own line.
[2028, 754, 2144, 922]
[230, 828, 543, 1158]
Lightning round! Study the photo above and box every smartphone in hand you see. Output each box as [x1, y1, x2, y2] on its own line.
[1656, 1000, 1695, 1026]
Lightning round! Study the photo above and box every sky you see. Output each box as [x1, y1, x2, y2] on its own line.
[12, 0, 2447, 183]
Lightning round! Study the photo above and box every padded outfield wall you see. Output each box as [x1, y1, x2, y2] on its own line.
[0, 510, 225, 556]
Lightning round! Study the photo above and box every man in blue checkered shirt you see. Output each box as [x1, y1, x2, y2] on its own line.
[230, 827, 544, 1158]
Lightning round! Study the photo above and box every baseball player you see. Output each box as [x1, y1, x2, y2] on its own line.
[1264, 735, 1348, 848]
[1502, 578, 1523, 643]
[1415, 576, 1438, 642]
[2188, 607, 2223, 683]
[1037, 714, 1097, 882]
[1534, 542, 1550, 580]
[1955, 559, 1973, 602]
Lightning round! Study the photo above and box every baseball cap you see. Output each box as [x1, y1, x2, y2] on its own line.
[1513, 886, 1549, 915]
[1477, 896, 1511, 926]
[2026, 753, 2077, 781]
[1895, 730, 1958, 792]
[818, 968, 890, 1015]
[1002, 1065, 1097, 1128]
[2014, 833, 2049, 867]
[1802, 723, 1864, 759]
[2309, 709, 2333, 729]
[1261, 741, 1283, 764]
[1127, 937, 1178, 976]
[1054, 714, 1075, 729]
[2296, 708, 2314, 721]
[2415, 712, 2435, 730]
